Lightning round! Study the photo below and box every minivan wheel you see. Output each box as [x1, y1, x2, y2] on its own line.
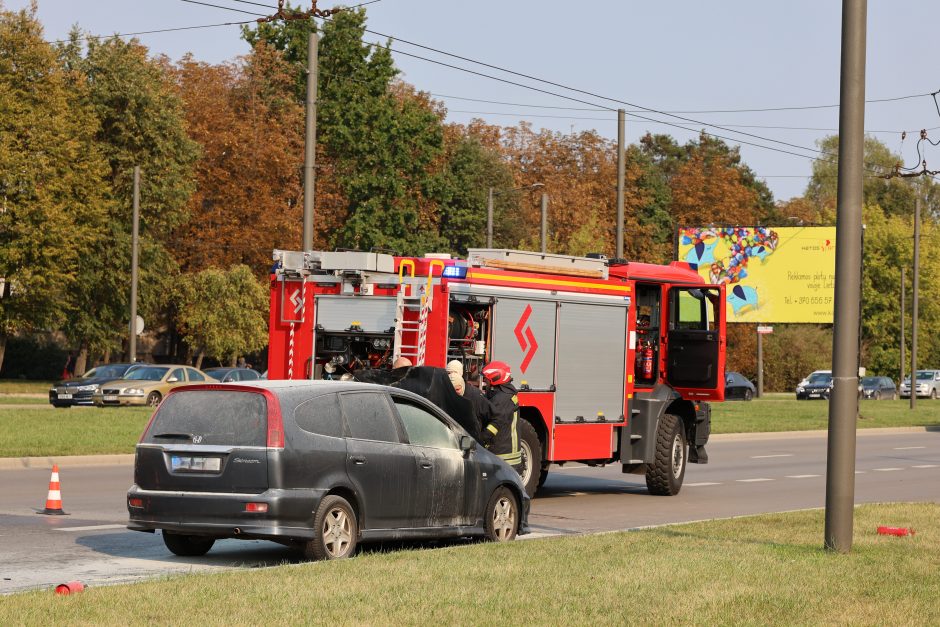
[162, 531, 215, 556]
[305, 495, 358, 561]
[484, 486, 518, 542]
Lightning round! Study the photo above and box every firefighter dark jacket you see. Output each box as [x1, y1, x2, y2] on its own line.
[484, 382, 522, 467]
[463, 383, 492, 443]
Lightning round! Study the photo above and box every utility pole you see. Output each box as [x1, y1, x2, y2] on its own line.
[540, 192, 549, 254]
[129, 166, 140, 363]
[616, 109, 625, 259]
[900, 268, 905, 389]
[302, 25, 318, 251]
[825, 0, 867, 554]
[487, 187, 494, 248]
[910, 195, 921, 410]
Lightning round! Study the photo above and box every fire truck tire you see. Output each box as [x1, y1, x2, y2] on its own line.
[517, 420, 542, 498]
[537, 464, 550, 490]
[645, 413, 687, 496]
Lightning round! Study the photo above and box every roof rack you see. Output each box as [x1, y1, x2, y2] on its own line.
[466, 249, 608, 280]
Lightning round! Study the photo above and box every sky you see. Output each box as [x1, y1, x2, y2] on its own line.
[9, 0, 940, 203]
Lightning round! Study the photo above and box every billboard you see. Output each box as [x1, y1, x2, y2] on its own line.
[676, 226, 837, 324]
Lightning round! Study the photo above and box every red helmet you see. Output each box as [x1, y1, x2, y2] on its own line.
[482, 360, 512, 386]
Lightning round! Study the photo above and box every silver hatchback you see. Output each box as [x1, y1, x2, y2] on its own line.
[900, 370, 940, 399]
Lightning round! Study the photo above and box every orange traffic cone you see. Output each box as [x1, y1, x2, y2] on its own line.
[39, 464, 67, 515]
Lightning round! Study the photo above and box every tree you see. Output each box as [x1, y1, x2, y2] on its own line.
[0, 6, 110, 373]
[68, 35, 198, 365]
[175, 265, 268, 368]
[806, 135, 936, 221]
[171, 44, 304, 275]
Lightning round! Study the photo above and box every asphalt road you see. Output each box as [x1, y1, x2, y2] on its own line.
[1, 429, 938, 594]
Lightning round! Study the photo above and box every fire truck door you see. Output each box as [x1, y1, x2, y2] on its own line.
[665, 287, 723, 397]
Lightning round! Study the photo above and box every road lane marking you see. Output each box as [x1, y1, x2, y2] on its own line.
[751, 454, 793, 459]
[894, 446, 926, 450]
[873, 468, 903, 472]
[736, 478, 773, 483]
[855, 470, 866, 474]
[786, 474, 820, 479]
[912, 464, 938, 469]
[686, 482, 721, 487]
[54, 524, 126, 532]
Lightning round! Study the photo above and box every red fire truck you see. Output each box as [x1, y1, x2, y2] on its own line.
[268, 248, 726, 497]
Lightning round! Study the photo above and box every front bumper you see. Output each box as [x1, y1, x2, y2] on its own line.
[93, 393, 148, 406]
[796, 389, 830, 400]
[49, 390, 96, 406]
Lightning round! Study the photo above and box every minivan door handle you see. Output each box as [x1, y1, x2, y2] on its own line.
[349, 455, 367, 465]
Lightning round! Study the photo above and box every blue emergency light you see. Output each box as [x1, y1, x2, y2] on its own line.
[442, 264, 468, 279]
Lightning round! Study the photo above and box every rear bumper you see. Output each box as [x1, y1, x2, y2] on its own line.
[127, 485, 326, 540]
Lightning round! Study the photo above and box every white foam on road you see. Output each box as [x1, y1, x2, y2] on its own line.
[893, 446, 926, 450]
[54, 524, 126, 532]
[736, 478, 773, 483]
[751, 454, 794, 459]
[685, 482, 721, 487]
[913, 464, 938, 468]
[786, 474, 820, 479]
[873, 468, 903, 472]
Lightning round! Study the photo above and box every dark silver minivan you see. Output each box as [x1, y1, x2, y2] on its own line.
[127, 380, 529, 560]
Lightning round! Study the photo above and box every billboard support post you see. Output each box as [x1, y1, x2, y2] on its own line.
[900, 267, 905, 390]
[756, 326, 763, 398]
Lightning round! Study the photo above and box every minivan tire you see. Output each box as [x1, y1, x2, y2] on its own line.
[305, 495, 358, 561]
[162, 531, 215, 556]
[484, 486, 518, 542]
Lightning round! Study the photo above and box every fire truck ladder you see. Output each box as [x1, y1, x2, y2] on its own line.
[393, 260, 443, 366]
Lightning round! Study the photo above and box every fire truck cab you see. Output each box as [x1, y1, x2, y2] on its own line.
[268, 248, 725, 498]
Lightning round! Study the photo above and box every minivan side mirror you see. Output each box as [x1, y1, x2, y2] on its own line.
[459, 435, 476, 453]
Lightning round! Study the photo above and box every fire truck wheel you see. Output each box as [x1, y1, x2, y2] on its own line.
[537, 464, 550, 491]
[645, 414, 687, 496]
[517, 420, 542, 497]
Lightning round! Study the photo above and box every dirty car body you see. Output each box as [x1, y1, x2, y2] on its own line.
[127, 380, 529, 555]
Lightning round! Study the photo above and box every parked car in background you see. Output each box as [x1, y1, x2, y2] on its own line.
[49, 363, 144, 408]
[900, 370, 940, 399]
[860, 376, 897, 400]
[127, 381, 529, 560]
[202, 367, 262, 383]
[796, 370, 832, 400]
[92, 365, 217, 407]
[724, 372, 756, 401]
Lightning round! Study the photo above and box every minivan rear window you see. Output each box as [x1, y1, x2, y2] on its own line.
[143, 390, 267, 447]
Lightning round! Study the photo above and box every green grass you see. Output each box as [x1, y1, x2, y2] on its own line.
[0, 396, 46, 405]
[1, 503, 937, 624]
[712, 397, 940, 434]
[0, 407, 151, 457]
[0, 398, 938, 458]
[0, 380, 54, 394]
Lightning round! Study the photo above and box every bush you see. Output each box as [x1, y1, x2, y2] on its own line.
[0, 336, 69, 380]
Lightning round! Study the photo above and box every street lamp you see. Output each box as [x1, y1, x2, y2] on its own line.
[487, 183, 544, 248]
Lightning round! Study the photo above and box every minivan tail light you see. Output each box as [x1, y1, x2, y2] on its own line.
[245, 502, 268, 513]
[128, 497, 144, 508]
[266, 397, 284, 449]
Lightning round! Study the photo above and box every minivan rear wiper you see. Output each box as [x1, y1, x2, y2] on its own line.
[153, 432, 195, 440]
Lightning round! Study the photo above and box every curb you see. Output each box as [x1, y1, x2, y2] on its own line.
[0, 454, 134, 471]
[710, 426, 933, 442]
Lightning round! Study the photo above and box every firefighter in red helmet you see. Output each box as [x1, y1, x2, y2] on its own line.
[481, 360, 522, 470]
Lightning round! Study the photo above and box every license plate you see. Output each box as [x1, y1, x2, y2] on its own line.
[58, 393, 72, 399]
[171, 455, 221, 472]
[809, 393, 820, 398]
[103, 395, 118, 401]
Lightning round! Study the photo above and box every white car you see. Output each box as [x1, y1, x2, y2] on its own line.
[900, 370, 940, 399]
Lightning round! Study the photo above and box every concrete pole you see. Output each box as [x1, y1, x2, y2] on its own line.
[302, 27, 318, 251]
[129, 166, 140, 363]
[900, 268, 905, 389]
[910, 196, 920, 410]
[825, 0, 867, 554]
[540, 192, 548, 254]
[616, 109, 625, 259]
[487, 187, 494, 248]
